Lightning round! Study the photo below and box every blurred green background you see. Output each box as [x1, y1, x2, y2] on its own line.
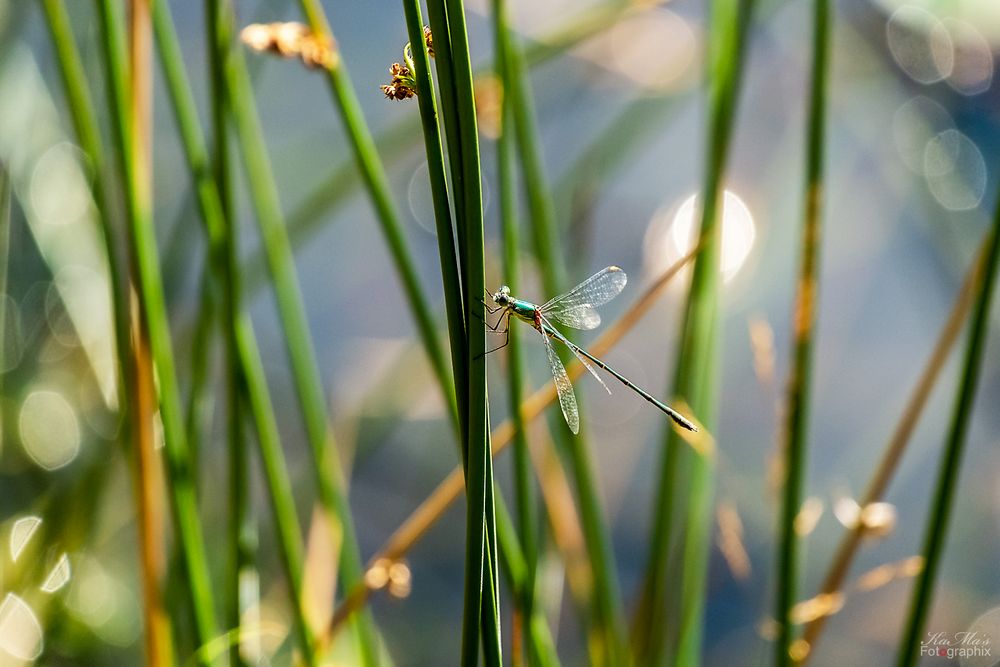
[0, 0, 999, 664]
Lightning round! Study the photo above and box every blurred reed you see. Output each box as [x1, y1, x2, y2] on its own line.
[38, 1, 165, 661]
[634, 1, 757, 665]
[150, 0, 317, 660]
[895, 148, 1000, 667]
[502, 5, 630, 664]
[491, 0, 539, 661]
[20, 1, 1000, 665]
[96, 0, 219, 657]
[323, 245, 701, 647]
[798, 231, 991, 663]
[775, 0, 830, 664]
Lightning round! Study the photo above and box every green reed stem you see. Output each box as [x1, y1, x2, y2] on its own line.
[411, 0, 501, 659]
[492, 0, 539, 660]
[218, 5, 380, 663]
[424, 0, 466, 272]
[39, 0, 130, 422]
[799, 234, 990, 664]
[296, 0, 458, 431]
[428, 0, 501, 659]
[503, 16, 628, 666]
[95, 0, 219, 652]
[150, 0, 317, 661]
[0, 166, 9, 415]
[776, 0, 829, 664]
[204, 2, 253, 663]
[184, 276, 216, 481]
[895, 170, 1000, 667]
[253, 0, 653, 290]
[402, 0, 467, 436]
[495, 500, 561, 667]
[642, 2, 756, 666]
[235, 316, 317, 657]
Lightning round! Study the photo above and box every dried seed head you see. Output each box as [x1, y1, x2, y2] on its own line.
[240, 22, 338, 70]
[423, 25, 434, 57]
[381, 62, 417, 100]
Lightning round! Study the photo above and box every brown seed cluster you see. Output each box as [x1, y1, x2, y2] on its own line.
[423, 25, 434, 57]
[380, 28, 435, 101]
[381, 62, 417, 100]
[240, 22, 338, 70]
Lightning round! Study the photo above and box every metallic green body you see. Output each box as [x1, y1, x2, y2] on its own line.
[509, 299, 538, 325]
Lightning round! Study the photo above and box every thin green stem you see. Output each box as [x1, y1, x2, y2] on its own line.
[401, 0, 467, 440]
[492, 0, 538, 659]
[776, 0, 829, 664]
[895, 169, 1000, 667]
[235, 315, 317, 656]
[184, 275, 216, 481]
[495, 501, 560, 667]
[39, 0, 130, 428]
[296, 0, 458, 431]
[95, 0, 219, 652]
[423, 0, 466, 275]
[150, 0, 316, 661]
[504, 25, 564, 293]
[502, 16, 628, 666]
[645, 2, 757, 666]
[434, 0, 501, 658]
[218, 4, 379, 663]
[0, 165, 9, 421]
[799, 234, 990, 664]
[245, 0, 662, 294]
[204, 1, 253, 663]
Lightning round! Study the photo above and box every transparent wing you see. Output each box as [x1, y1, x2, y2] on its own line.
[540, 266, 627, 327]
[542, 317, 610, 395]
[541, 330, 579, 434]
[546, 305, 601, 330]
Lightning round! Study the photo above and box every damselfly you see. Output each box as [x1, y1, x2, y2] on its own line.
[484, 266, 698, 434]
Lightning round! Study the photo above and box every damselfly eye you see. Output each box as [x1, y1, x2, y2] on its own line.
[500, 286, 510, 296]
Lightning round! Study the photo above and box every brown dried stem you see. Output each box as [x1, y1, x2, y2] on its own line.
[797, 236, 989, 664]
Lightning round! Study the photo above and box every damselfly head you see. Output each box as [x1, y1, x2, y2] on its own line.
[493, 285, 511, 306]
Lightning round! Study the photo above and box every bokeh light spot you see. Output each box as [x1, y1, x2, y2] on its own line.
[892, 96, 955, 174]
[10, 516, 41, 562]
[19, 389, 81, 470]
[645, 191, 756, 284]
[942, 18, 994, 96]
[40, 553, 72, 594]
[886, 5, 954, 84]
[608, 9, 696, 91]
[29, 142, 91, 229]
[924, 129, 987, 211]
[0, 593, 43, 661]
